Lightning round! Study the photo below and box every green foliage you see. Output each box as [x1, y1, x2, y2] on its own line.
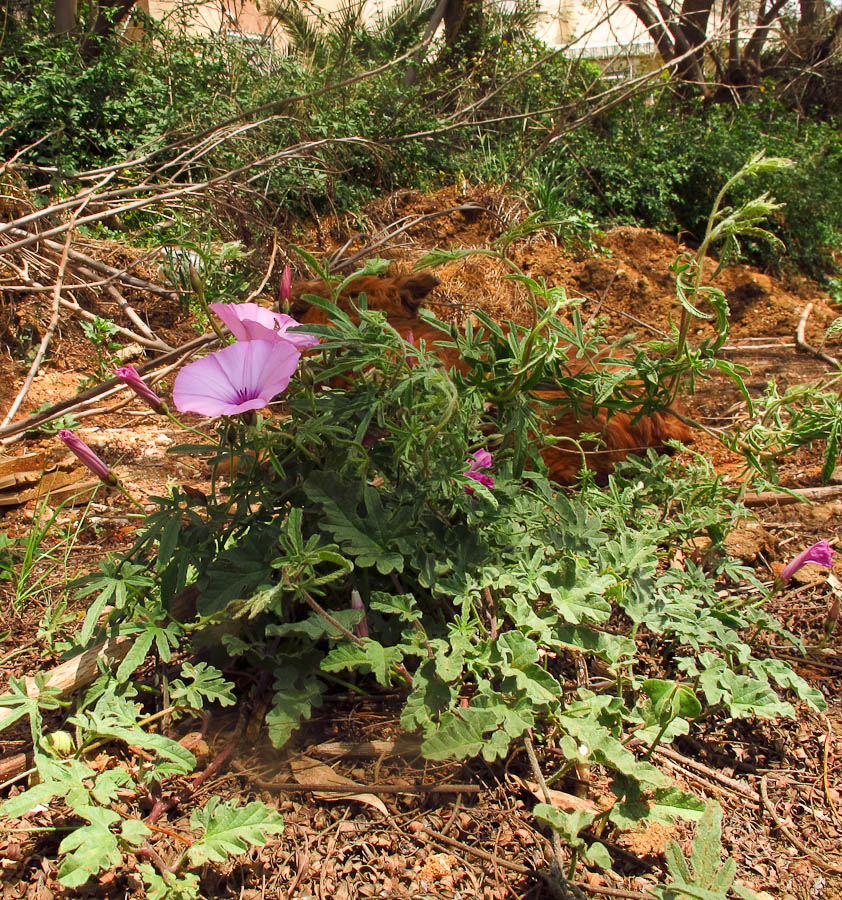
[187, 797, 285, 865]
[655, 802, 760, 900]
[47, 244, 823, 862]
[544, 94, 842, 282]
[0, 672, 276, 889]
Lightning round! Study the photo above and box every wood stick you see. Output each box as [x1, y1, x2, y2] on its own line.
[796, 302, 839, 368]
[250, 780, 479, 795]
[0, 216, 74, 428]
[743, 485, 842, 506]
[760, 775, 842, 874]
[0, 332, 217, 440]
[6, 227, 177, 299]
[0, 588, 197, 726]
[0, 637, 134, 726]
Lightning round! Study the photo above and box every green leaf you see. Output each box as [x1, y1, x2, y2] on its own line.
[139, 866, 201, 900]
[748, 659, 826, 712]
[120, 818, 152, 847]
[267, 609, 363, 642]
[115, 629, 155, 683]
[170, 662, 236, 711]
[421, 707, 500, 760]
[321, 639, 403, 686]
[584, 841, 612, 869]
[559, 716, 668, 788]
[651, 788, 706, 822]
[533, 804, 595, 846]
[266, 666, 325, 749]
[305, 473, 410, 574]
[57, 820, 122, 888]
[188, 798, 284, 866]
[0, 781, 61, 818]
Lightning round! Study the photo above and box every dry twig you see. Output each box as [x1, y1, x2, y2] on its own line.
[796, 302, 839, 368]
[760, 774, 842, 874]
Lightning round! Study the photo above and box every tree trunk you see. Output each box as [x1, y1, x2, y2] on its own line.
[443, 0, 484, 61]
[54, 0, 76, 33]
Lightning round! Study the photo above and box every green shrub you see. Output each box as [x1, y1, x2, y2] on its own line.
[541, 94, 842, 282]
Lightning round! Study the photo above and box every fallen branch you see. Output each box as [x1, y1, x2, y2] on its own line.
[0, 637, 134, 727]
[796, 302, 839, 368]
[5, 227, 177, 299]
[0, 214, 75, 427]
[246, 778, 479, 795]
[0, 588, 198, 730]
[0, 332, 217, 440]
[743, 485, 842, 506]
[524, 734, 587, 900]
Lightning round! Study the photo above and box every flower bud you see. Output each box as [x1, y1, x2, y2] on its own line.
[115, 365, 165, 413]
[280, 265, 292, 312]
[58, 430, 114, 484]
[351, 589, 370, 639]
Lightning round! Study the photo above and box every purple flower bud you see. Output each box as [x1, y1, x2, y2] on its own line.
[281, 266, 292, 305]
[779, 540, 834, 582]
[464, 448, 494, 495]
[115, 365, 165, 412]
[351, 590, 369, 639]
[58, 429, 113, 483]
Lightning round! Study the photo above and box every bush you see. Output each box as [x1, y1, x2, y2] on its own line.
[540, 94, 842, 282]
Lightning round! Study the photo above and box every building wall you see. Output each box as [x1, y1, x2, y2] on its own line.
[135, 0, 657, 59]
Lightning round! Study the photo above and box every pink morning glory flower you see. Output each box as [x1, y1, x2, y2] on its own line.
[115, 365, 164, 412]
[464, 448, 494, 494]
[59, 429, 113, 483]
[779, 540, 834, 582]
[172, 339, 301, 417]
[280, 265, 292, 305]
[209, 302, 318, 350]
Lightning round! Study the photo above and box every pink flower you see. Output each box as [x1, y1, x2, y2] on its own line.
[209, 302, 318, 350]
[115, 365, 164, 412]
[470, 449, 493, 470]
[351, 590, 370, 639]
[779, 540, 834, 582]
[172, 339, 301, 417]
[464, 448, 494, 494]
[59, 430, 113, 483]
[280, 265, 292, 305]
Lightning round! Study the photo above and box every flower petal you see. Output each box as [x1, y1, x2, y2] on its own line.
[470, 449, 493, 470]
[173, 340, 301, 416]
[210, 302, 319, 349]
[780, 539, 834, 581]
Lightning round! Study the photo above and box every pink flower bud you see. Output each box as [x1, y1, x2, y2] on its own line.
[115, 365, 164, 412]
[464, 448, 494, 494]
[779, 540, 834, 582]
[351, 590, 369, 639]
[58, 430, 113, 483]
[281, 265, 292, 305]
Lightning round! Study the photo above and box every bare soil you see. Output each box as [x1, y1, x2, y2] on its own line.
[1, 185, 841, 900]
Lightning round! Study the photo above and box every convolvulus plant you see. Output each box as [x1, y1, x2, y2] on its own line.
[1, 162, 834, 894]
